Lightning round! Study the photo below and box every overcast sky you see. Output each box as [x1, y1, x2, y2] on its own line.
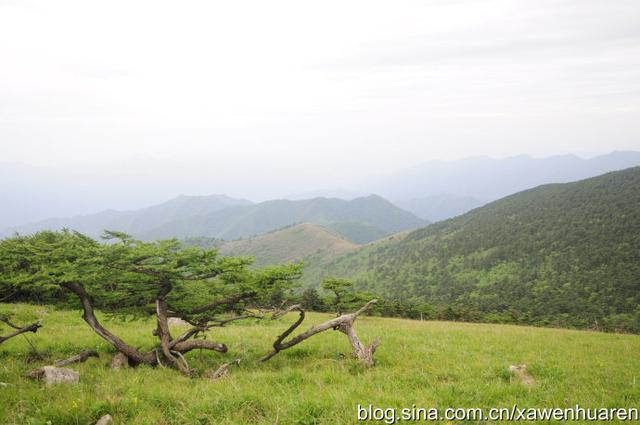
[1, 0, 640, 199]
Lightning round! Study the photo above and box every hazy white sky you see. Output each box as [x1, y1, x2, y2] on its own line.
[1, 0, 640, 195]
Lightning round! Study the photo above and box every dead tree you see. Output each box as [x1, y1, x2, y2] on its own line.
[261, 300, 380, 366]
[0, 315, 42, 345]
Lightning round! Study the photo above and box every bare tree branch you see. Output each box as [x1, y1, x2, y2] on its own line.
[208, 313, 260, 327]
[0, 318, 42, 345]
[189, 292, 256, 314]
[260, 300, 379, 366]
[172, 339, 228, 354]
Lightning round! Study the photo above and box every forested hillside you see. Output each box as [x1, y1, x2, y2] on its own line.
[311, 167, 640, 332]
[395, 194, 484, 221]
[219, 223, 358, 267]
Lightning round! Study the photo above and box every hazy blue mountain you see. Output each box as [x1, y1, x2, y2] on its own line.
[0, 162, 99, 228]
[0, 162, 247, 228]
[5, 194, 425, 244]
[5, 151, 638, 229]
[395, 194, 484, 222]
[3, 194, 252, 239]
[139, 195, 427, 243]
[372, 151, 640, 213]
[284, 189, 368, 201]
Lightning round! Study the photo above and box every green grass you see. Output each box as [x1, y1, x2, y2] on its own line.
[1, 303, 639, 424]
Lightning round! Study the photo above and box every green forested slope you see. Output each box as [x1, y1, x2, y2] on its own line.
[219, 223, 358, 268]
[311, 167, 640, 332]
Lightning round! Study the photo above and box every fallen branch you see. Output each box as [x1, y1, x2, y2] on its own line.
[54, 349, 99, 367]
[260, 300, 379, 366]
[205, 359, 241, 380]
[171, 339, 227, 354]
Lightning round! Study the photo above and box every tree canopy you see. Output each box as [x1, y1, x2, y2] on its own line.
[0, 229, 303, 374]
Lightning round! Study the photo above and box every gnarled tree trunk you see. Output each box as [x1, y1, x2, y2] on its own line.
[156, 298, 190, 375]
[63, 282, 152, 365]
[261, 300, 380, 366]
[63, 282, 228, 372]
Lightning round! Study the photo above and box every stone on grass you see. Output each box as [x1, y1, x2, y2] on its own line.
[95, 414, 113, 425]
[111, 352, 129, 369]
[508, 364, 536, 387]
[28, 366, 80, 385]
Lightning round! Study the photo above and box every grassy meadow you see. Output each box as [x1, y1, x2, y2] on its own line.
[0, 303, 638, 424]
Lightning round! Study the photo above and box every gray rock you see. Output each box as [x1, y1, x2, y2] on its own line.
[509, 364, 536, 387]
[95, 414, 113, 425]
[111, 352, 129, 369]
[28, 366, 80, 385]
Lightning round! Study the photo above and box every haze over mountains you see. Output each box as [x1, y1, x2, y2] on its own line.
[370, 151, 640, 201]
[368, 151, 640, 220]
[3, 156, 640, 331]
[2, 194, 250, 239]
[4, 194, 425, 244]
[303, 167, 640, 331]
[138, 195, 425, 243]
[3, 151, 640, 239]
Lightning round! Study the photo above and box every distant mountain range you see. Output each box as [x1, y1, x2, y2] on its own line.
[4, 159, 640, 331]
[5, 194, 426, 244]
[0, 162, 196, 228]
[369, 151, 640, 220]
[137, 195, 426, 243]
[304, 166, 640, 332]
[1, 194, 251, 239]
[3, 150, 640, 235]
